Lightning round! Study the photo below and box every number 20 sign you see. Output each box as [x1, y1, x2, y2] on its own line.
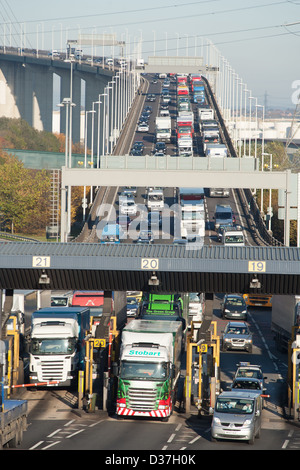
[141, 258, 159, 270]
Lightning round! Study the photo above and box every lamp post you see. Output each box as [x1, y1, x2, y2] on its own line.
[83, 109, 96, 221]
[64, 57, 75, 168]
[262, 152, 273, 231]
[256, 104, 265, 212]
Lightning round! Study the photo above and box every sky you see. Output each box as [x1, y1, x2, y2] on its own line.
[3, 0, 300, 109]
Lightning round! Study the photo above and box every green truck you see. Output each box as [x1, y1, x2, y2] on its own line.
[116, 319, 182, 420]
[139, 294, 185, 329]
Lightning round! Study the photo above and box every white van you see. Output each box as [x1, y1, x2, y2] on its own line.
[211, 390, 263, 444]
[147, 188, 164, 211]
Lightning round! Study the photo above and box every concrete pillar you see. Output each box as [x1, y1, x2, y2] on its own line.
[32, 65, 53, 132]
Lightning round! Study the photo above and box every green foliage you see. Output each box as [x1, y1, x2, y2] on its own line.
[0, 117, 61, 152]
[0, 155, 51, 233]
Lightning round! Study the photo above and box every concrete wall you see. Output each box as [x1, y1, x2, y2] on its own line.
[0, 55, 112, 149]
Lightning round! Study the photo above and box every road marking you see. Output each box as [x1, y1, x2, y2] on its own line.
[29, 440, 44, 450]
[282, 440, 289, 449]
[41, 441, 60, 450]
[167, 433, 176, 443]
[189, 435, 201, 444]
[47, 428, 62, 438]
[66, 428, 85, 438]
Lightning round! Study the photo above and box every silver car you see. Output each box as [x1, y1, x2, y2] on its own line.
[211, 390, 263, 444]
[222, 321, 253, 353]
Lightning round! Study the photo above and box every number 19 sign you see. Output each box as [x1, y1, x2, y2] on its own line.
[248, 261, 266, 272]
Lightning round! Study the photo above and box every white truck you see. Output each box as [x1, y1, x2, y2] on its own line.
[29, 307, 90, 387]
[178, 187, 205, 240]
[155, 116, 171, 143]
[198, 107, 214, 121]
[178, 135, 193, 157]
[271, 295, 300, 351]
[205, 143, 228, 158]
[147, 188, 164, 211]
[116, 319, 182, 420]
[180, 200, 205, 240]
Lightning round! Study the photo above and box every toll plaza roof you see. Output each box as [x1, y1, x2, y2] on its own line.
[0, 242, 299, 293]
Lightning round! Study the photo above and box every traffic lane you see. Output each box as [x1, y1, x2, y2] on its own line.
[214, 298, 287, 425]
[23, 415, 185, 451]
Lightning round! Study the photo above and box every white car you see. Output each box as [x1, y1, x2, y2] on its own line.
[137, 123, 149, 132]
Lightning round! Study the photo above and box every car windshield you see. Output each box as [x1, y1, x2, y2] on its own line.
[226, 326, 249, 335]
[236, 369, 263, 380]
[120, 361, 169, 380]
[216, 398, 254, 414]
[226, 298, 244, 306]
[189, 293, 200, 302]
[127, 297, 137, 305]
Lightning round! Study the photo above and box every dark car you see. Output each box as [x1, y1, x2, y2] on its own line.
[132, 141, 144, 151]
[155, 142, 166, 154]
[116, 215, 131, 228]
[136, 230, 154, 244]
[221, 294, 247, 320]
[222, 321, 253, 353]
[126, 296, 140, 317]
[230, 377, 264, 392]
[130, 148, 143, 156]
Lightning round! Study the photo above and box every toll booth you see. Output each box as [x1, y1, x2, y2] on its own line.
[81, 291, 126, 412]
[186, 320, 220, 415]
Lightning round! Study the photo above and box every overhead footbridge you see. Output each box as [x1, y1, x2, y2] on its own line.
[0, 242, 299, 294]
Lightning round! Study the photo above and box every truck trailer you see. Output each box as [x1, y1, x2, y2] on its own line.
[29, 307, 90, 387]
[271, 295, 300, 351]
[116, 319, 182, 419]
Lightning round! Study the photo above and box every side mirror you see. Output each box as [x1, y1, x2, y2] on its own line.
[112, 362, 119, 376]
[209, 406, 214, 415]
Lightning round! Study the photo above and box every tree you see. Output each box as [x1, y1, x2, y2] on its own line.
[0, 154, 51, 233]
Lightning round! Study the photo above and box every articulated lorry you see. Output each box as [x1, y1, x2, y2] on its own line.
[116, 319, 182, 419]
[155, 116, 171, 143]
[29, 307, 90, 387]
[271, 295, 300, 351]
[0, 340, 27, 448]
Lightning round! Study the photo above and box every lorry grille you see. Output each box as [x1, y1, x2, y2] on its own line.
[40, 360, 65, 381]
[128, 386, 157, 411]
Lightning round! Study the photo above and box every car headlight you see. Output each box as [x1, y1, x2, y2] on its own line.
[225, 309, 230, 313]
[244, 419, 252, 426]
[213, 416, 221, 425]
[245, 339, 252, 343]
[242, 310, 247, 314]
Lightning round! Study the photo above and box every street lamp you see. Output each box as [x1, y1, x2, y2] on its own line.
[262, 152, 273, 231]
[83, 109, 96, 221]
[64, 57, 76, 168]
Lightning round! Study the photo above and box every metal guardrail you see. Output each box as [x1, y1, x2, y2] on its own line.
[0, 231, 39, 242]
